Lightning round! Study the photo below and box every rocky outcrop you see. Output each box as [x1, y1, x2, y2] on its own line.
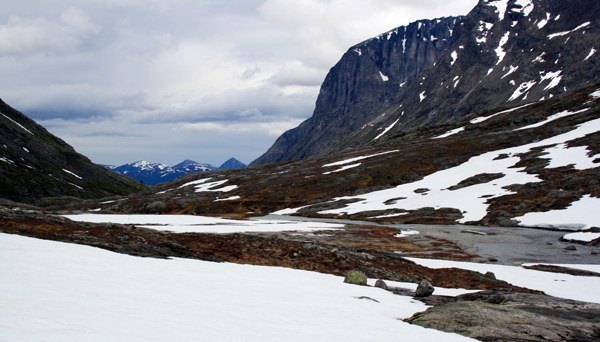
[252, 16, 460, 165]
[407, 291, 600, 341]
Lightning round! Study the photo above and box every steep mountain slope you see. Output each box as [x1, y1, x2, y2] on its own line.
[0, 98, 146, 204]
[111, 160, 216, 185]
[90, 84, 600, 233]
[253, 0, 600, 165]
[252, 16, 461, 165]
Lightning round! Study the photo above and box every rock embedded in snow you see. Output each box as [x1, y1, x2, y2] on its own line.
[415, 280, 435, 297]
[344, 270, 368, 286]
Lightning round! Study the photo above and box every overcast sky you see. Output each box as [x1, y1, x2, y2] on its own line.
[0, 0, 476, 166]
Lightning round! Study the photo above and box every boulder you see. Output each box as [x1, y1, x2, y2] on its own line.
[415, 280, 435, 297]
[344, 270, 367, 286]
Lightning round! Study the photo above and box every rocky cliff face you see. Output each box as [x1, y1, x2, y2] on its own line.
[253, 0, 600, 165]
[252, 16, 461, 165]
[0, 99, 146, 204]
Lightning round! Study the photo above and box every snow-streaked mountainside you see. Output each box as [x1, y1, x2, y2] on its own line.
[253, 0, 600, 165]
[108, 158, 246, 185]
[0, 99, 146, 204]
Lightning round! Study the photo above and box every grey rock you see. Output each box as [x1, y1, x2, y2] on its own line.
[415, 280, 435, 297]
[374, 279, 389, 290]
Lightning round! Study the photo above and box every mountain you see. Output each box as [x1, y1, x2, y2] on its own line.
[0, 98, 146, 204]
[253, 0, 600, 165]
[111, 160, 217, 185]
[219, 157, 247, 169]
[252, 15, 462, 165]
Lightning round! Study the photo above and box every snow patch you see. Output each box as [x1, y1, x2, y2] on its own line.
[508, 80, 536, 101]
[408, 257, 600, 304]
[515, 108, 589, 131]
[379, 71, 389, 82]
[494, 32, 510, 65]
[2, 234, 481, 341]
[214, 195, 241, 202]
[501, 65, 518, 79]
[323, 163, 361, 175]
[318, 117, 600, 223]
[584, 48, 596, 61]
[548, 22, 591, 39]
[516, 195, 600, 230]
[374, 119, 400, 140]
[1, 112, 34, 135]
[512, 0, 534, 16]
[419, 91, 426, 102]
[540, 143, 599, 170]
[323, 150, 399, 168]
[486, 0, 508, 21]
[450, 51, 458, 66]
[562, 232, 600, 243]
[353, 48, 362, 56]
[432, 127, 465, 139]
[469, 103, 533, 124]
[540, 70, 562, 91]
[395, 230, 420, 238]
[63, 214, 343, 234]
[62, 169, 82, 180]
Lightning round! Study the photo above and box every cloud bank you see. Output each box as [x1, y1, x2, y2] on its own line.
[0, 0, 476, 165]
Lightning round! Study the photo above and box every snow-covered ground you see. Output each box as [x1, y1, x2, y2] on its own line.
[515, 195, 600, 230]
[63, 214, 343, 234]
[407, 257, 600, 304]
[314, 116, 600, 226]
[0, 233, 476, 342]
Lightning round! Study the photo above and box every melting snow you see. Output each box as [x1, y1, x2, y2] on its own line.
[508, 80, 536, 101]
[432, 127, 465, 139]
[494, 32, 510, 65]
[1, 112, 34, 135]
[408, 257, 600, 304]
[501, 65, 518, 79]
[178, 177, 237, 193]
[374, 119, 400, 140]
[486, 0, 508, 21]
[515, 195, 600, 230]
[512, 0, 534, 16]
[450, 51, 458, 66]
[214, 195, 241, 202]
[323, 163, 361, 175]
[1, 234, 479, 341]
[562, 232, 600, 243]
[379, 71, 389, 82]
[541, 144, 599, 170]
[394, 230, 420, 238]
[319, 117, 600, 223]
[540, 70, 562, 91]
[515, 108, 589, 131]
[63, 214, 343, 234]
[548, 22, 591, 39]
[322, 150, 398, 168]
[62, 169, 82, 180]
[584, 48, 596, 61]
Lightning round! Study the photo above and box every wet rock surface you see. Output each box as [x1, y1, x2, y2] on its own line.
[407, 291, 600, 341]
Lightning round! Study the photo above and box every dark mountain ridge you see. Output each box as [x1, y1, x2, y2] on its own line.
[0, 98, 146, 204]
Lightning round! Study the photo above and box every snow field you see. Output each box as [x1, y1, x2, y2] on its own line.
[0, 234, 476, 342]
[63, 213, 343, 234]
[317, 117, 600, 226]
[408, 257, 600, 304]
